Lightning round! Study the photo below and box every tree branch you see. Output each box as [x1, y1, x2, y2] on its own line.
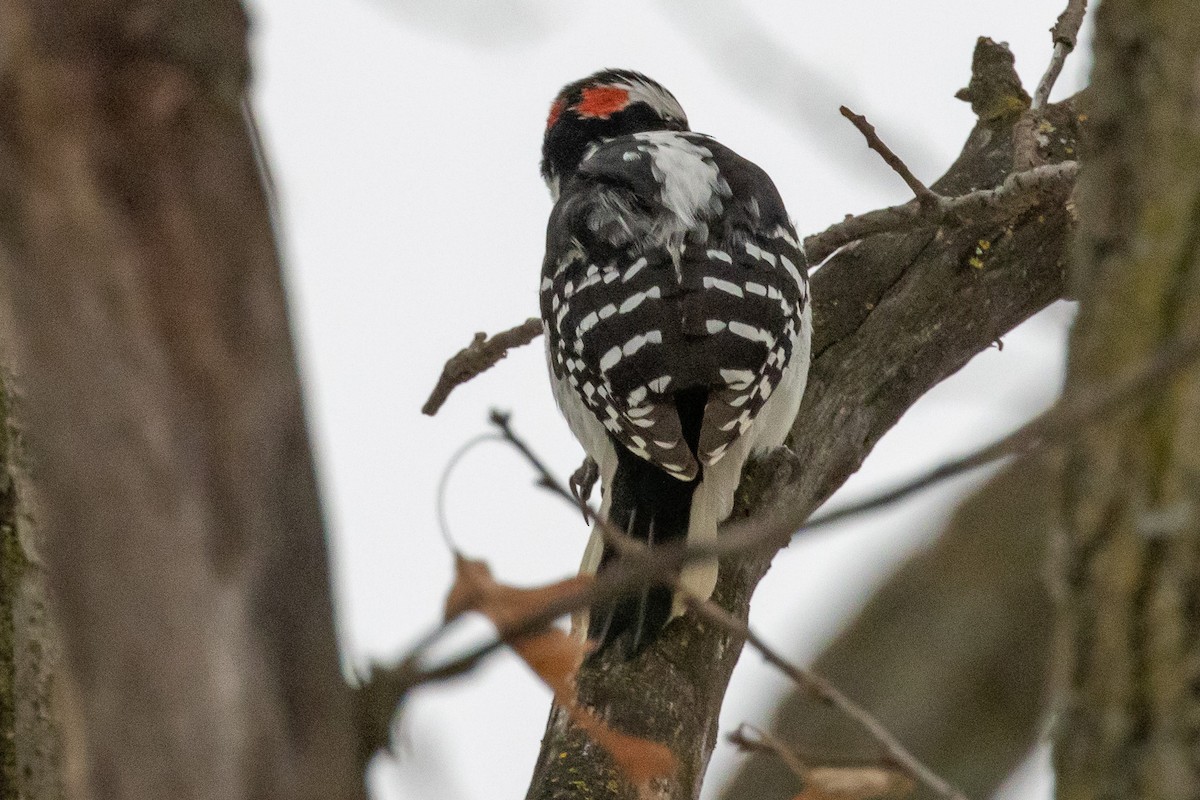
[422, 318, 542, 415]
[803, 160, 1077, 264]
[729, 327, 1200, 549]
[1015, 0, 1088, 169]
[1034, 0, 1088, 110]
[839, 105, 940, 209]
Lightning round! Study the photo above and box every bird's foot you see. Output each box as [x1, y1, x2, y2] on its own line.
[569, 456, 599, 520]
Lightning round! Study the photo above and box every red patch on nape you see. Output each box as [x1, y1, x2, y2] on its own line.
[546, 98, 566, 131]
[576, 86, 630, 119]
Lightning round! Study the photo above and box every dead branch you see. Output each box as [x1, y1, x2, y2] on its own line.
[839, 106, 939, 209]
[729, 726, 914, 800]
[1015, 0, 1088, 168]
[1034, 0, 1088, 110]
[421, 317, 542, 415]
[728, 725, 903, 773]
[804, 160, 1077, 264]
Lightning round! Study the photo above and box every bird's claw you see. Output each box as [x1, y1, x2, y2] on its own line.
[569, 457, 599, 521]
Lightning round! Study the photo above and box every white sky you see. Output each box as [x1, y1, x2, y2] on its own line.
[245, 2, 1088, 797]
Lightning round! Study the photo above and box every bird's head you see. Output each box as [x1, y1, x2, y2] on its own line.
[540, 69, 689, 197]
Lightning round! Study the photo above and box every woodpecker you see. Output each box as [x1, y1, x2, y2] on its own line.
[539, 69, 812, 658]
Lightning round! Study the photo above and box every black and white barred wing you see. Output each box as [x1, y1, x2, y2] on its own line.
[681, 221, 807, 465]
[541, 214, 703, 481]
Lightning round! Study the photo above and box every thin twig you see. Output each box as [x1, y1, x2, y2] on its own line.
[490, 410, 642, 557]
[421, 318, 542, 415]
[804, 161, 1077, 264]
[840, 106, 940, 210]
[1033, 0, 1088, 111]
[729, 727, 915, 800]
[728, 725, 812, 782]
[434, 433, 503, 552]
[490, 410, 578, 509]
[1015, 0, 1088, 169]
[687, 596, 967, 800]
[728, 725, 899, 772]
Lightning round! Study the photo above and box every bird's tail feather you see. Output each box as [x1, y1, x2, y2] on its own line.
[587, 442, 699, 658]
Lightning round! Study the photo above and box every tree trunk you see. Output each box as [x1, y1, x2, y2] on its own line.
[0, 386, 63, 800]
[1056, 1, 1200, 798]
[0, 2, 363, 798]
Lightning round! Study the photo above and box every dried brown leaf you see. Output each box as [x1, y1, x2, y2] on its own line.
[443, 554, 495, 621]
[512, 629, 586, 699]
[444, 554, 591, 627]
[572, 706, 678, 785]
[441, 555, 676, 786]
[444, 555, 590, 696]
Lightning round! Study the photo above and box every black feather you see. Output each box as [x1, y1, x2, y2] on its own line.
[588, 388, 707, 659]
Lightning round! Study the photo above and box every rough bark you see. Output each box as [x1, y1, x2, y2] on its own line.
[0, 2, 363, 799]
[526, 39, 1081, 800]
[0, 384, 63, 799]
[1056, 1, 1200, 798]
[719, 458, 1053, 800]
